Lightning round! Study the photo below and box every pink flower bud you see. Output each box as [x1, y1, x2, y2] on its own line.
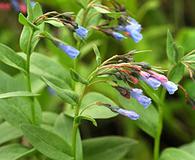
[148, 70, 168, 83]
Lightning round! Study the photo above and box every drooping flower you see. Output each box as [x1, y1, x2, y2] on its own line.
[112, 32, 126, 41]
[148, 70, 168, 83]
[130, 88, 151, 108]
[162, 81, 178, 95]
[75, 26, 88, 39]
[58, 42, 80, 59]
[141, 76, 161, 90]
[111, 107, 140, 120]
[124, 18, 143, 43]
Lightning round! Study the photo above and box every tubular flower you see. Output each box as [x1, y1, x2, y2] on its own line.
[110, 106, 140, 120]
[112, 32, 126, 41]
[58, 42, 80, 59]
[162, 81, 178, 95]
[148, 70, 178, 94]
[148, 70, 168, 83]
[142, 77, 161, 90]
[75, 26, 88, 39]
[130, 88, 151, 108]
[124, 18, 143, 43]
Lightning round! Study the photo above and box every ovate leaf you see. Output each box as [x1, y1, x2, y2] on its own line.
[21, 124, 73, 160]
[54, 114, 83, 160]
[70, 69, 89, 84]
[0, 43, 26, 72]
[160, 148, 195, 160]
[42, 77, 79, 105]
[0, 122, 23, 145]
[167, 30, 176, 64]
[0, 144, 34, 160]
[168, 63, 185, 83]
[79, 92, 118, 119]
[83, 136, 137, 160]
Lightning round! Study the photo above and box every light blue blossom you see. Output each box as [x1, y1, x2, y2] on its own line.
[130, 88, 151, 108]
[75, 26, 88, 39]
[124, 18, 142, 43]
[58, 43, 80, 59]
[141, 76, 161, 90]
[112, 107, 140, 120]
[136, 95, 152, 108]
[112, 32, 126, 41]
[162, 81, 178, 95]
[125, 24, 143, 43]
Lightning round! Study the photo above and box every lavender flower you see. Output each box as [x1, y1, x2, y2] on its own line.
[130, 88, 151, 108]
[111, 107, 140, 120]
[75, 26, 88, 39]
[162, 81, 178, 95]
[125, 18, 143, 43]
[112, 32, 126, 41]
[141, 76, 161, 90]
[58, 43, 80, 59]
[136, 95, 152, 108]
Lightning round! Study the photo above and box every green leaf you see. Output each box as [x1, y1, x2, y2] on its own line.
[180, 140, 195, 157]
[93, 5, 111, 14]
[160, 148, 195, 160]
[21, 124, 73, 160]
[83, 136, 137, 160]
[26, 0, 33, 21]
[42, 77, 79, 105]
[0, 91, 39, 99]
[0, 43, 26, 72]
[93, 44, 102, 66]
[0, 98, 42, 127]
[18, 13, 38, 30]
[167, 30, 177, 64]
[19, 26, 32, 53]
[45, 19, 64, 27]
[28, 53, 72, 89]
[76, 115, 97, 127]
[119, 97, 159, 138]
[168, 63, 185, 83]
[70, 69, 89, 84]
[42, 112, 58, 125]
[20, 2, 44, 53]
[0, 144, 34, 160]
[54, 114, 83, 160]
[79, 92, 117, 119]
[0, 71, 42, 127]
[0, 122, 23, 145]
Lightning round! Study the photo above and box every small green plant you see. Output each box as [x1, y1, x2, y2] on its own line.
[0, 0, 194, 160]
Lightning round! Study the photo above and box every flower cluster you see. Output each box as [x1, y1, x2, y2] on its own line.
[95, 52, 178, 120]
[93, 2, 142, 43]
[35, 11, 88, 59]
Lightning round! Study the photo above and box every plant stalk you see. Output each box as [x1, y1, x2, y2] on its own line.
[26, 28, 35, 124]
[154, 89, 166, 160]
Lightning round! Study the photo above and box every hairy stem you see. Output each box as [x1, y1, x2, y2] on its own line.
[154, 89, 166, 160]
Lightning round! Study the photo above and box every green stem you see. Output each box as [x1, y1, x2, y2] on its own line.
[72, 85, 86, 159]
[154, 89, 166, 160]
[26, 29, 35, 124]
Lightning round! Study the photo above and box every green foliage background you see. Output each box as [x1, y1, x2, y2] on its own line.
[0, 0, 195, 160]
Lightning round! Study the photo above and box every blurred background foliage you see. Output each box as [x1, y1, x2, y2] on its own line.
[0, 0, 195, 159]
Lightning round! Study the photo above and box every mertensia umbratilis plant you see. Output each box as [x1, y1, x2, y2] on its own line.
[0, 0, 194, 160]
